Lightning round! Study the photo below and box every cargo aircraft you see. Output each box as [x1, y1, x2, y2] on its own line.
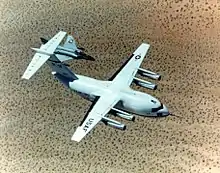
[22, 31, 170, 142]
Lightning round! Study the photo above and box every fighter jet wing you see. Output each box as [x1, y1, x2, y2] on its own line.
[71, 93, 120, 142]
[109, 43, 150, 88]
[40, 31, 67, 54]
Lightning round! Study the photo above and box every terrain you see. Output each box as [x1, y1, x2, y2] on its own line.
[0, 0, 220, 172]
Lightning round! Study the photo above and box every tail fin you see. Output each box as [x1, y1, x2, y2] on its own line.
[47, 55, 78, 87]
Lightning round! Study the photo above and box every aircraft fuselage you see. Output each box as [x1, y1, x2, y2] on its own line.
[69, 75, 169, 117]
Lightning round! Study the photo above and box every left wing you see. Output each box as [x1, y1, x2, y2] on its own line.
[109, 43, 150, 87]
[71, 93, 120, 142]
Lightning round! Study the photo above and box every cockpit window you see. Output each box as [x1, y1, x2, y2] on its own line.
[68, 39, 73, 43]
[152, 103, 163, 112]
[151, 100, 157, 104]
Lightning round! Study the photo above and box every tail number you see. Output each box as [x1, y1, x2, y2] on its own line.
[83, 118, 94, 132]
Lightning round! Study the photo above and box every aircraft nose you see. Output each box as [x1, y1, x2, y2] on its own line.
[157, 104, 169, 117]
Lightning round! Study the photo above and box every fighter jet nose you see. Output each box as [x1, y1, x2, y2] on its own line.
[78, 52, 95, 61]
[87, 56, 95, 61]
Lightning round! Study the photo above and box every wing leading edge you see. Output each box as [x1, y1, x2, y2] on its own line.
[71, 93, 120, 142]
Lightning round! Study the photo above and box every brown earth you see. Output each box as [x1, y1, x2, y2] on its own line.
[1, 0, 220, 173]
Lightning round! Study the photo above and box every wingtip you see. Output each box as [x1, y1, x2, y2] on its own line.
[21, 75, 29, 80]
[141, 43, 150, 48]
[134, 43, 150, 55]
[31, 47, 39, 52]
[71, 137, 80, 142]
[71, 135, 81, 142]
[71, 127, 83, 142]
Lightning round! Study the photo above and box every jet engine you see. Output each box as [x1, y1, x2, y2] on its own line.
[112, 108, 135, 121]
[133, 77, 157, 90]
[138, 68, 161, 80]
[102, 117, 126, 130]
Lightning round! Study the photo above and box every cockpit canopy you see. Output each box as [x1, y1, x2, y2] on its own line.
[151, 103, 163, 112]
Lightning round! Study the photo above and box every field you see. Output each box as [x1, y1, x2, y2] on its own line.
[1, 0, 220, 172]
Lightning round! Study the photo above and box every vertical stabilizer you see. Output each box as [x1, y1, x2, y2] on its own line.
[47, 55, 78, 87]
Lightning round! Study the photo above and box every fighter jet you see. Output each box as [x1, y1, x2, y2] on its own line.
[22, 31, 169, 142]
[40, 32, 95, 62]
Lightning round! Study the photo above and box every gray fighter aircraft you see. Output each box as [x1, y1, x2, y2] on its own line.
[40, 33, 95, 62]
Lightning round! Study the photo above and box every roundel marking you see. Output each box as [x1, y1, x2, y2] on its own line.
[135, 54, 141, 60]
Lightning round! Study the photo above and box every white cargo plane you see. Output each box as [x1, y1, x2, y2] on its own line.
[22, 31, 170, 142]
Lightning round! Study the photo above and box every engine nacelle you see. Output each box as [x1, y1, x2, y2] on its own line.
[138, 68, 161, 80]
[112, 108, 135, 121]
[133, 77, 157, 90]
[102, 117, 126, 130]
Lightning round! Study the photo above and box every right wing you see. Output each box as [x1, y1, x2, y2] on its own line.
[71, 93, 120, 142]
